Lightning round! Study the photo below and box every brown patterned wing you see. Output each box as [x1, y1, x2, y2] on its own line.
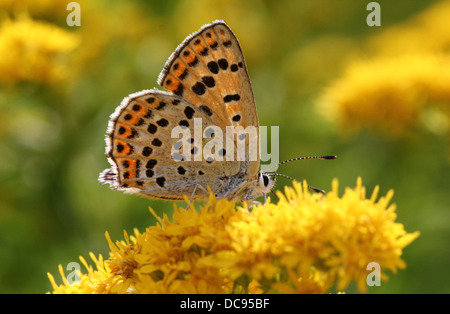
[99, 89, 241, 200]
[157, 20, 260, 176]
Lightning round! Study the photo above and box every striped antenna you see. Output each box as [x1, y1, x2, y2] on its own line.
[269, 173, 327, 194]
[266, 155, 337, 173]
[265, 155, 337, 194]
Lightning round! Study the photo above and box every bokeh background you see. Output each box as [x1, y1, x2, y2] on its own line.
[0, 0, 449, 293]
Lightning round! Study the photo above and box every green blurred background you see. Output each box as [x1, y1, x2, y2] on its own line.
[0, 0, 449, 293]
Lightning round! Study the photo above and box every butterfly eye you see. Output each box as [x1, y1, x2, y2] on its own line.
[258, 173, 270, 188]
[262, 174, 270, 187]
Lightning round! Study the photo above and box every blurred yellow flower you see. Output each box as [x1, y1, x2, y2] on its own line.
[367, 0, 450, 56]
[48, 178, 418, 294]
[0, 0, 68, 20]
[319, 54, 450, 137]
[0, 16, 80, 85]
[318, 1, 450, 138]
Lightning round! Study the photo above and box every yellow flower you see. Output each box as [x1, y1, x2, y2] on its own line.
[318, 53, 450, 138]
[367, 0, 450, 56]
[318, 1, 450, 138]
[0, 0, 69, 20]
[202, 178, 419, 293]
[0, 15, 80, 85]
[48, 178, 419, 294]
[47, 253, 122, 294]
[272, 268, 334, 294]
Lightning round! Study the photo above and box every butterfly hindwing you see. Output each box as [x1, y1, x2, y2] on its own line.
[100, 89, 241, 200]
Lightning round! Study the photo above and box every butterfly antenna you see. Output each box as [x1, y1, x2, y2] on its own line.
[266, 155, 337, 173]
[269, 173, 326, 194]
[270, 188, 279, 201]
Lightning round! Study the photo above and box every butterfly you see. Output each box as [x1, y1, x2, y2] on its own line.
[99, 20, 335, 203]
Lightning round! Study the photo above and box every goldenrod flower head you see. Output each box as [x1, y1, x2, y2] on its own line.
[318, 0, 450, 139]
[0, 0, 69, 20]
[368, 0, 450, 56]
[48, 178, 419, 294]
[0, 15, 80, 85]
[318, 53, 450, 138]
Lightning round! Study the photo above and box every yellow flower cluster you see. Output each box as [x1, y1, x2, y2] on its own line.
[0, 0, 68, 19]
[319, 54, 450, 137]
[48, 178, 419, 294]
[318, 1, 450, 138]
[0, 16, 80, 85]
[0, 1, 153, 87]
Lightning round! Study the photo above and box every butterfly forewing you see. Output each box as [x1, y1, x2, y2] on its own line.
[160, 22, 258, 125]
[158, 20, 260, 176]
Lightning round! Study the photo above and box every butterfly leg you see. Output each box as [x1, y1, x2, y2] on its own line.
[243, 192, 267, 205]
[185, 184, 208, 210]
[247, 193, 269, 210]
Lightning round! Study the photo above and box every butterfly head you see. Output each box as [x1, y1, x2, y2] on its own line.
[254, 172, 276, 195]
[251, 155, 337, 200]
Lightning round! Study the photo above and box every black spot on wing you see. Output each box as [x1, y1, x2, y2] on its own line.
[192, 82, 206, 95]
